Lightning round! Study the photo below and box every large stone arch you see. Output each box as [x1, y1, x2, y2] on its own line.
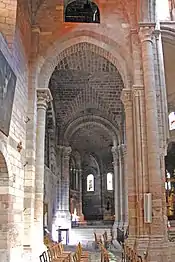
[63, 115, 120, 146]
[36, 33, 132, 90]
[0, 147, 10, 261]
[0, 141, 11, 184]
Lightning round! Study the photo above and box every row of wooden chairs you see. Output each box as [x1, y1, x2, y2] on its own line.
[72, 242, 89, 262]
[39, 242, 71, 262]
[94, 231, 111, 249]
[99, 243, 110, 262]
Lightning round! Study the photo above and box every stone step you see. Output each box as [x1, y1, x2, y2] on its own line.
[69, 227, 112, 245]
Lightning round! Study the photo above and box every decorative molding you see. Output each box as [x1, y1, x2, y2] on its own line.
[37, 88, 52, 108]
[139, 23, 155, 43]
[118, 144, 127, 156]
[31, 26, 41, 34]
[63, 146, 72, 158]
[40, 32, 52, 36]
[111, 146, 119, 162]
[132, 85, 144, 97]
[121, 89, 132, 108]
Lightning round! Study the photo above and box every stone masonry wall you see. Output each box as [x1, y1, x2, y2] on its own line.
[0, 2, 31, 262]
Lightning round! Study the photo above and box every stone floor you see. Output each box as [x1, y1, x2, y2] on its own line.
[64, 240, 122, 262]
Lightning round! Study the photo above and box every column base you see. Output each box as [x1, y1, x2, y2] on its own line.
[32, 221, 47, 260]
[126, 236, 172, 262]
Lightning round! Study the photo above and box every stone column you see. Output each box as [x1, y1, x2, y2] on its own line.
[139, 24, 167, 235]
[61, 146, 72, 212]
[79, 168, 83, 217]
[112, 146, 120, 238]
[139, 24, 169, 261]
[119, 144, 128, 228]
[122, 144, 128, 226]
[118, 144, 124, 227]
[34, 88, 52, 250]
[75, 169, 79, 190]
[121, 89, 136, 237]
[132, 85, 149, 237]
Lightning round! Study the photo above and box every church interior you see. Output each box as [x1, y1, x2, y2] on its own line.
[0, 0, 175, 262]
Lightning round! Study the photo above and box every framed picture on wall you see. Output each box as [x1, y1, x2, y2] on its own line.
[0, 50, 17, 136]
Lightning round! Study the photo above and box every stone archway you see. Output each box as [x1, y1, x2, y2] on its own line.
[0, 150, 9, 261]
[37, 34, 132, 90]
[34, 32, 131, 244]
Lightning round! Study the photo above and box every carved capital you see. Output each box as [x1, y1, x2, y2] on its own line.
[118, 144, 127, 156]
[121, 89, 132, 108]
[32, 26, 41, 34]
[63, 146, 72, 158]
[139, 23, 155, 43]
[37, 88, 52, 109]
[111, 146, 119, 162]
[132, 85, 144, 97]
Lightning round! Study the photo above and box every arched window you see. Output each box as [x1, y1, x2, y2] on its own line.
[169, 112, 175, 130]
[107, 173, 113, 191]
[65, 0, 100, 23]
[165, 170, 171, 190]
[87, 174, 94, 191]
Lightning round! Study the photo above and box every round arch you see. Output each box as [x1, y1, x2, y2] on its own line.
[0, 141, 11, 184]
[0, 142, 11, 261]
[36, 32, 132, 90]
[63, 115, 120, 146]
[161, 27, 175, 43]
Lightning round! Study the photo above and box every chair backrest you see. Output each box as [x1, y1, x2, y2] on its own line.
[59, 242, 64, 253]
[46, 249, 52, 262]
[103, 231, 108, 241]
[48, 246, 56, 260]
[72, 252, 79, 262]
[39, 251, 48, 262]
[94, 232, 98, 242]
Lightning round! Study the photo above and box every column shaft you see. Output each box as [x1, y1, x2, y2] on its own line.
[132, 86, 148, 236]
[112, 147, 120, 223]
[61, 146, 72, 211]
[122, 145, 128, 226]
[118, 145, 124, 225]
[79, 169, 83, 216]
[121, 89, 136, 237]
[34, 88, 52, 246]
[139, 25, 167, 237]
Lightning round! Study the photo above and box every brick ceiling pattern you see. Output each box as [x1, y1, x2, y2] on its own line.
[49, 44, 123, 127]
[49, 43, 124, 154]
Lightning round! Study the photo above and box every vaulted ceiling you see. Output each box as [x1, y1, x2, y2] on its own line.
[48, 42, 123, 156]
[49, 43, 124, 129]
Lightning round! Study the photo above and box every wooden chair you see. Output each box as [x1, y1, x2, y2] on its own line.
[99, 243, 110, 262]
[48, 244, 70, 262]
[39, 251, 48, 262]
[103, 231, 111, 249]
[72, 252, 79, 262]
[94, 232, 101, 249]
[76, 242, 89, 261]
[58, 242, 72, 256]
[77, 242, 88, 256]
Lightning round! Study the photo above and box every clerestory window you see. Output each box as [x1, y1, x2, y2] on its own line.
[65, 0, 100, 23]
[169, 112, 175, 130]
[107, 172, 113, 191]
[87, 174, 94, 191]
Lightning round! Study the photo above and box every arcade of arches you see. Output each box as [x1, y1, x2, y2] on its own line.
[1, 0, 175, 262]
